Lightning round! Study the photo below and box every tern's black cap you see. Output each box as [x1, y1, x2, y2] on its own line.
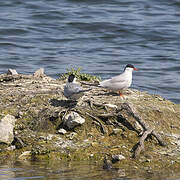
[126, 64, 135, 68]
[68, 74, 75, 83]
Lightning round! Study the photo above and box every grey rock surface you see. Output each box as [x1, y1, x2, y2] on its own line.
[7, 69, 18, 75]
[0, 115, 16, 144]
[64, 111, 85, 129]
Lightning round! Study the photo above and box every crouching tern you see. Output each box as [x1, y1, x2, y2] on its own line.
[64, 74, 91, 101]
[99, 64, 138, 96]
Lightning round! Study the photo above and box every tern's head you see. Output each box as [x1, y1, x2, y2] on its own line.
[68, 74, 76, 83]
[124, 64, 138, 72]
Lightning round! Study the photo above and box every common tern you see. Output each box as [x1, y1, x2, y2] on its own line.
[99, 64, 138, 96]
[64, 74, 91, 101]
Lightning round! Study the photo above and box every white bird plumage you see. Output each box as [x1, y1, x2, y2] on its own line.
[99, 64, 138, 96]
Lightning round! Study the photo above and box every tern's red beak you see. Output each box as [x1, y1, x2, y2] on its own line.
[133, 67, 138, 71]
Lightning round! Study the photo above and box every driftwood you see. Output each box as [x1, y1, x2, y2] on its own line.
[121, 103, 166, 158]
[84, 101, 167, 158]
[132, 128, 153, 158]
[151, 131, 166, 146]
[121, 103, 150, 131]
[86, 112, 107, 134]
[95, 102, 167, 157]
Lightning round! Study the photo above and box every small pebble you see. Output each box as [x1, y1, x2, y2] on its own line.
[58, 128, 67, 135]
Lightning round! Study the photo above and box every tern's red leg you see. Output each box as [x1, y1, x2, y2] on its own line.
[118, 91, 123, 96]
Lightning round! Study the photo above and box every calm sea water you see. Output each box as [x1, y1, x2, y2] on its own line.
[0, 1, 180, 179]
[0, 160, 179, 180]
[0, 0, 180, 104]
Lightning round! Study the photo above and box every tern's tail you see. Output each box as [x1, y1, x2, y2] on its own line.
[81, 82, 100, 88]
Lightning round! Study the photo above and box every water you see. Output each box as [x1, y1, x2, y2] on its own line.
[0, 1, 180, 177]
[0, 0, 180, 104]
[0, 160, 179, 180]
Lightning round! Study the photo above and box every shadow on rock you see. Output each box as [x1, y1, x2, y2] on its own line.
[49, 99, 77, 108]
[95, 91, 119, 96]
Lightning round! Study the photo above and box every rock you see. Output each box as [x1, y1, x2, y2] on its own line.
[112, 154, 125, 163]
[7, 69, 18, 75]
[57, 128, 67, 135]
[63, 112, 85, 129]
[0, 115, 16, 144]
[33, 68, 44, 78]
[105, 104, 117, 109]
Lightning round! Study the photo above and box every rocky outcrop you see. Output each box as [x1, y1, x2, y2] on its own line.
[0, 71, 179, 176]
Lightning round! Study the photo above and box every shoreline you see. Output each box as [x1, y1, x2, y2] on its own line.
[0, 69, 179, 177]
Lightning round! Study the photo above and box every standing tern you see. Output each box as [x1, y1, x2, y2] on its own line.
[64, 74, 91, 101]
[99, 64, 138, 96]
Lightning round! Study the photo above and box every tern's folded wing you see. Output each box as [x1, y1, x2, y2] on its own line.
[108, 73, 127, 83]
[66, 83, 84, 94]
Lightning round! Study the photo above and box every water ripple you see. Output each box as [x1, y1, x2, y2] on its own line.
[0, 0, 179, 104]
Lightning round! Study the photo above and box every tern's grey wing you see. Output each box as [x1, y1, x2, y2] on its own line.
[70, 83, 83, 93]
[64, 83, 87, 100]
[100, 73, 125, 86]
[64, 83, 83, 95]
[99, 71, 131, 90]
[109, 73, 127, 83]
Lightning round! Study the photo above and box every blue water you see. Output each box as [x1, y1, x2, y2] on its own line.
[0, 0, 180, 105]
[0, 1, 180, 179]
